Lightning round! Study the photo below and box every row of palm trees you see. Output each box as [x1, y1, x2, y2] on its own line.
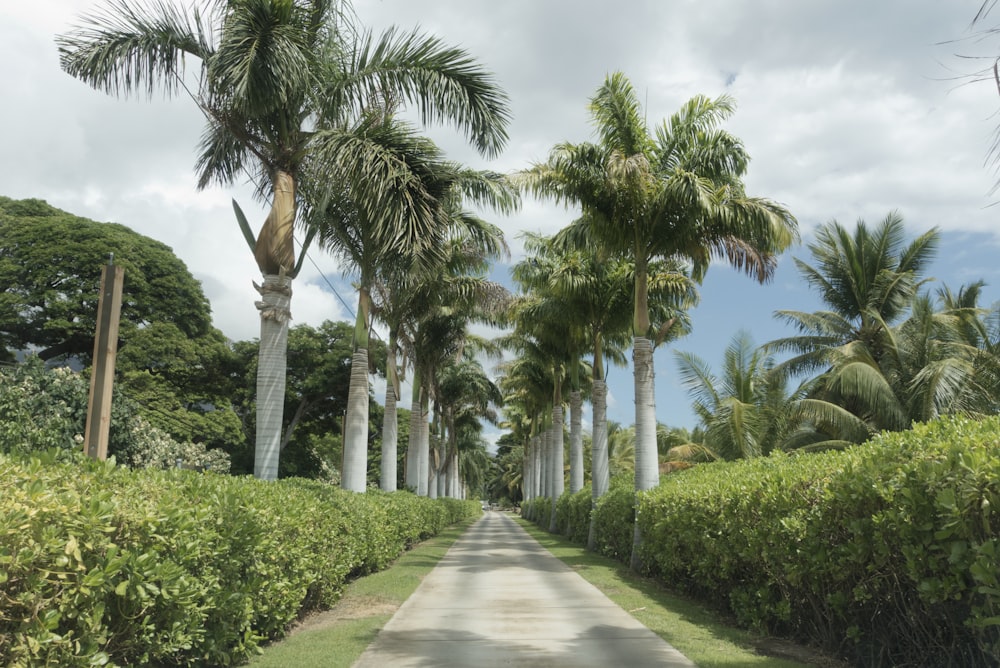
[500, 74, 798, 561]
[58, 0, 513, 492]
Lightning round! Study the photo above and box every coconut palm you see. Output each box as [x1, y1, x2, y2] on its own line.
[522, 73, 798, 540]
[58, 0, 510, 480]
[766, 214, 944, 441]
[675, 330, 803, 460]
[769, 212, 938, 380]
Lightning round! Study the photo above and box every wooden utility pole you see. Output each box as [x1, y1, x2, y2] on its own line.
[83, 259, 124, 460]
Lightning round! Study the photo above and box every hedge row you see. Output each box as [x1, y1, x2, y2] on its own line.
[527, 415, 1000, 666]
[0, 452, 479, 667]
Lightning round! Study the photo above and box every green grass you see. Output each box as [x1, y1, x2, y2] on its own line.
[516, 518, 837, 668]
[248, 519, 475, 668]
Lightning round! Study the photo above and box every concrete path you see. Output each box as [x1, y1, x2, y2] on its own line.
[353, 511, 695, 667]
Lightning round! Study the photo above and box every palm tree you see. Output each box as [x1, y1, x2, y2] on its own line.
[767, 214, 944, 441]
[522, 72, 797, 563]
[313, 117, 514, 492]
[436, 357, 502, 496]
[58, 0, 509, 480]
[401, 237, 509, 496]
[606, 421, 636, 477]
[675, 331, 802, 460]
[497, 349, 553, 516]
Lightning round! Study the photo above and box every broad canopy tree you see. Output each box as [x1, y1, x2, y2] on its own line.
[0, 197, 212, 363]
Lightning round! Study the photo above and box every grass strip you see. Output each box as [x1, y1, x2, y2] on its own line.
[516, 517, 843, 668]
[248, 518, 475, 668]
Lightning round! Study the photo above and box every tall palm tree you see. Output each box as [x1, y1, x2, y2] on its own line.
[522, 73, 798, 557]
[402, 238, 509, 496]
[313, 117, 514, 492]
[436, 357, 502, 496]
[58, 0, 510, 480]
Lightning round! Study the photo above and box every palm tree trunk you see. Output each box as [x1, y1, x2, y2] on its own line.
[588, 377, 609, 550]
[533, 432, 543, 500]
[380, 380, 398, 492]
[632, 335, 659, 490]
[631, 334, 658, 569]
[342, 348, 370, 492]
[548, 404, 564, 532]
[253, 273, 292, 480]
[417, 391, 431, 496]
[569, 389, 583, 493]
[406, 375, 422, 491]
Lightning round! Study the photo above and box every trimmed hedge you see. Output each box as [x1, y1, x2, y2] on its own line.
[526, 415, 1000, 666]
[0, 452, 478, 667]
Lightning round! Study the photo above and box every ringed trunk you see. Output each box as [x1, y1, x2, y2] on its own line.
[569, 390, 583, 494]
[588, 378, 609, 550]
[342, 348, 370, 492]
[631, 334, 658, 570]
[548, 404, 564, 533]
[253, 273, 292, 480]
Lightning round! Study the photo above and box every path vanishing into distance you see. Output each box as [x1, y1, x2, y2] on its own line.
[353, 512, 695, 667]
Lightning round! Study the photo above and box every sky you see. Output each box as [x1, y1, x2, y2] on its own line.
[4, 0, 1000, 443]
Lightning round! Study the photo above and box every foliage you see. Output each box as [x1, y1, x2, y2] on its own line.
[0, 357, 229, 472]
[230, 320, 387, 478]
[555, 486, 592, 544]
[589, 474, 636, 562]
[0, 197, 213, 363]
[635, 415, 1000, 666]
[0, 453, 478, 667]
[674, 331, 804, 460]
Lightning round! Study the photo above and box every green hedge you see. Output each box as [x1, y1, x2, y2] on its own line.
[637, 415, 1000, 666]
[0, 452, 478, 667]
[526, 416, 1000, 665]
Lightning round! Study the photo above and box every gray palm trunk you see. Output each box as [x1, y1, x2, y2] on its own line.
[405, 386, 421, 491]
[569, 390, 584, 493]
[548, 405, 564, 532]
[533, 433, 543, 499]
[632, 336, 659, 490]
[417, 395, 431, 496]
[342, 348, 370, 492]
[254, 273, 292, 481]
[588, 378, 610, 549]
[380, 377, 398, 492]
[631, 335, 658, 569]
[540, 427, 549, 499]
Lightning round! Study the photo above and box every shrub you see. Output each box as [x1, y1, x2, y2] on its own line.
[0, 452, 477, 667]
[556, 487, 592, 543]
[0, 358, 230, 472]
[637, 415, 1000, 666]
[591, 474, 636, 562]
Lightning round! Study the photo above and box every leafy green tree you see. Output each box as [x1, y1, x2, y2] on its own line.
[117, 322, 245, 454]
[231, 319, 385, 478]
[0, 198, 212, 363]
[0, 357, 228, 471]
[59, 0, 510, 481]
